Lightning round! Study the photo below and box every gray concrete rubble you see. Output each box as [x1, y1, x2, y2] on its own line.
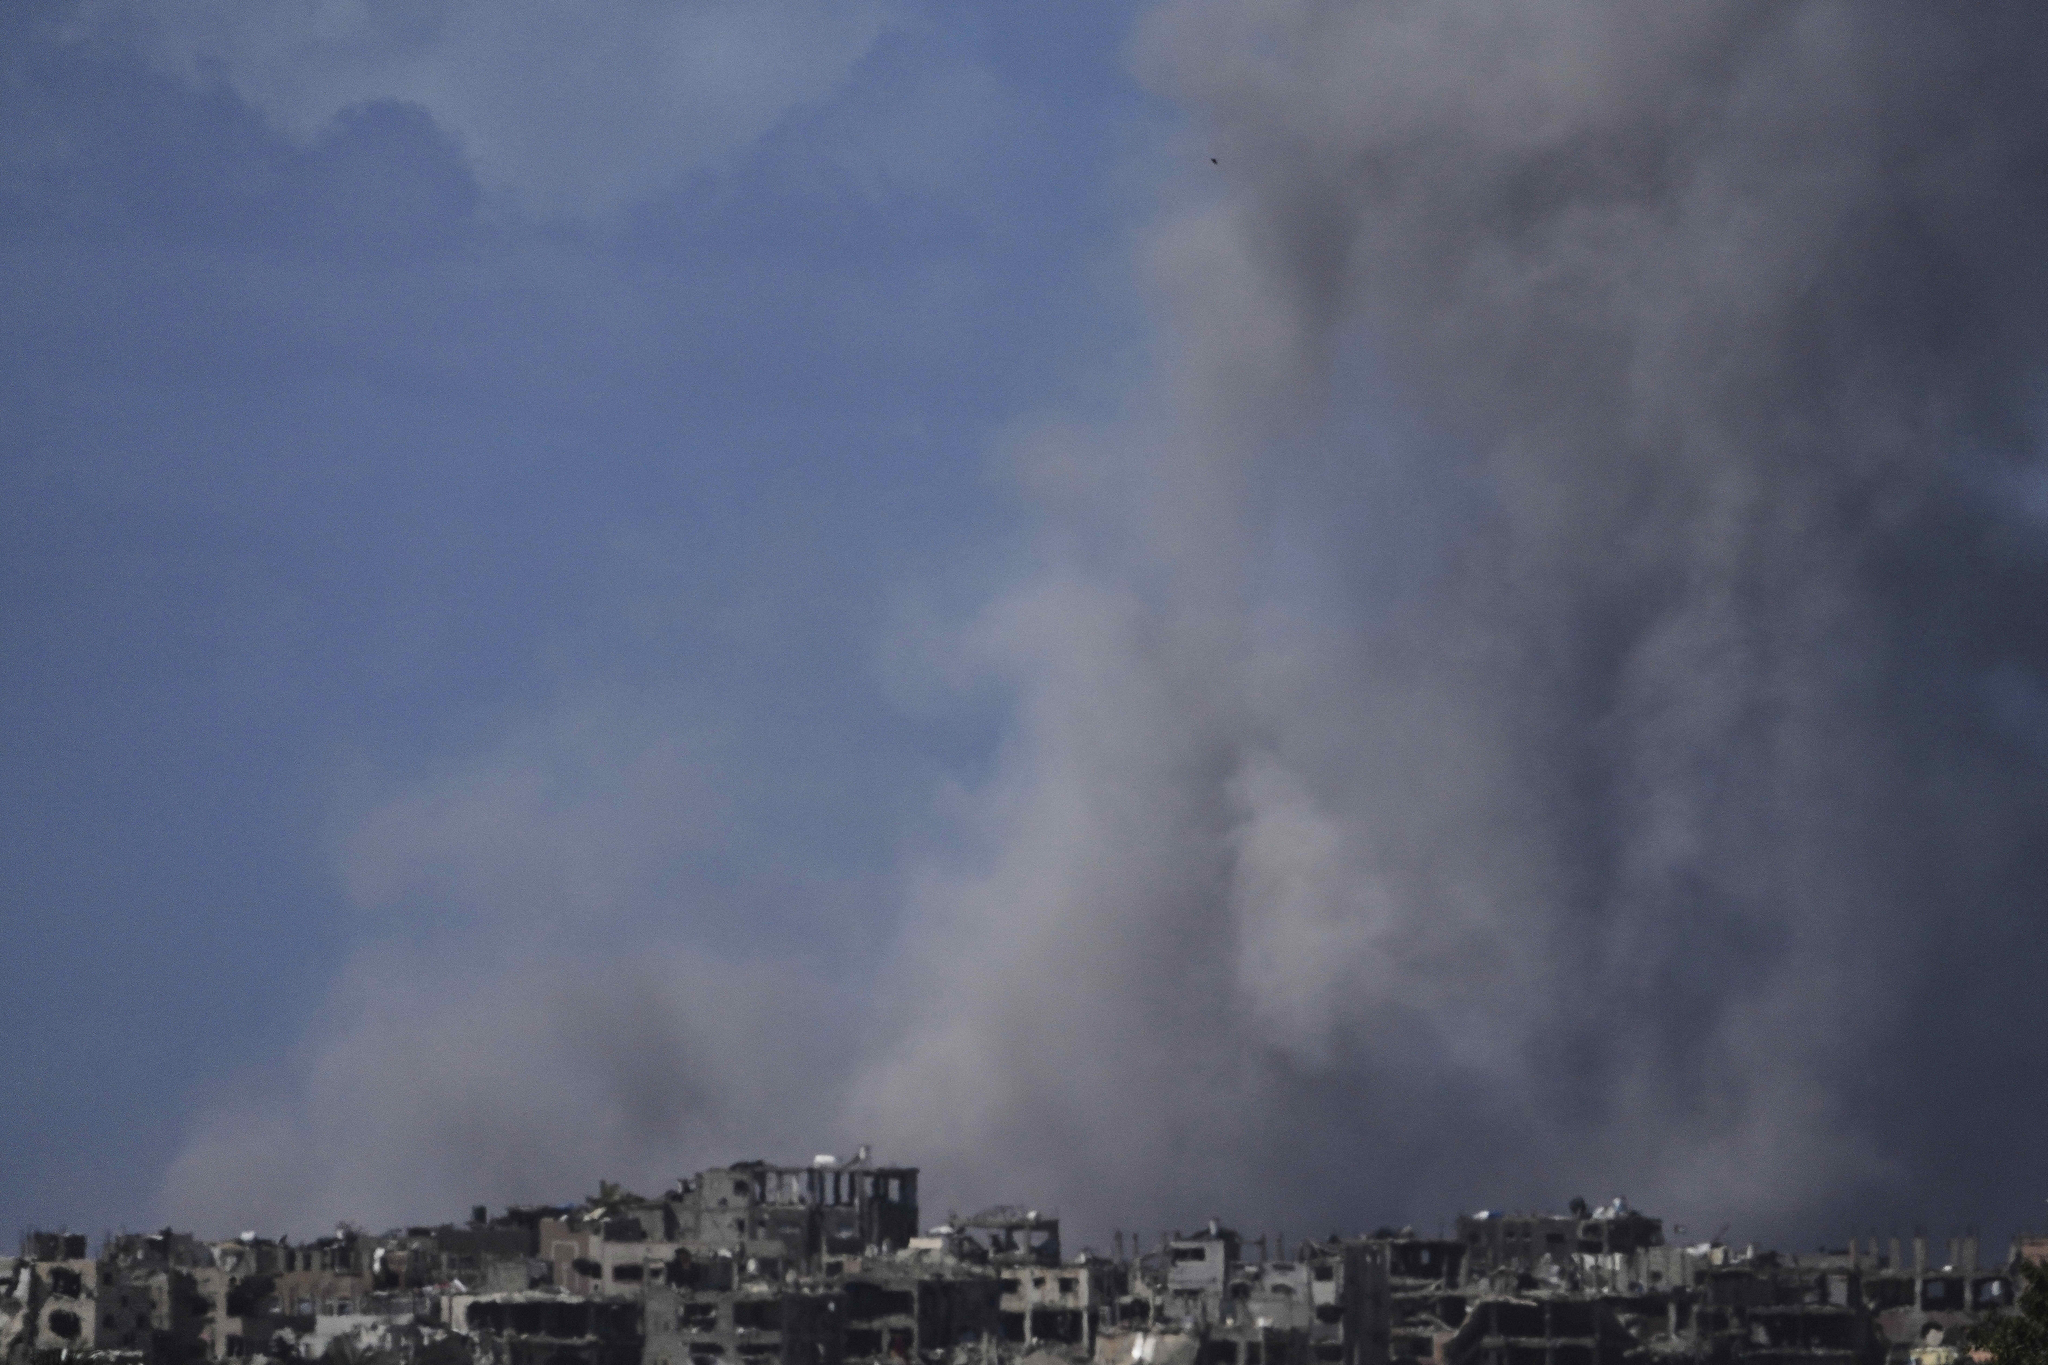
[5, 1160, 2035, 1365]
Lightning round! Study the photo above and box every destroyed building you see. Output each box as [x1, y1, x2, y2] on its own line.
[1456, 1203, 1665, 1280]
[1091, 1221, 1387, 1365]
[6, 1161, 2040, 1365]
[950, 1207, 1118, 1351]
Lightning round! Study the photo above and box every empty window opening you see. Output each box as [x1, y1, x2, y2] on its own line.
[1030, 1309, 1083, 1345]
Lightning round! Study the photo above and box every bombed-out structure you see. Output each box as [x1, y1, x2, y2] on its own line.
[5, 1157, 2038, 1365]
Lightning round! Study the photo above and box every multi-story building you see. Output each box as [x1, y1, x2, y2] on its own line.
[948, 1208, 1123, 1351]
[16, 1166, 2046, 1365]
[453, 1292, 642, 1365]
[1454, 1203, 1665, 1282]
[1114, 1226, 1386, 1365]
[3, 1242, 105, 1359]
[641, 1247, 1000, 1365]
[668, 1155, 920, 1265]
[1367, 1232, 1467, 1365]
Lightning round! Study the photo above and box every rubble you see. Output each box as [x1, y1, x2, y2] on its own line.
[6, 1160, 2035, 1365]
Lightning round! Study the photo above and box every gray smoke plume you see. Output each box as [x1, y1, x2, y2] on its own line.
[850, 0, 2048, 1244]
[159, 0, 2048, 1246]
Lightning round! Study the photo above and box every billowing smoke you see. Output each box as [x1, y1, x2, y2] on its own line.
[851, 0, 2048, 1243]
[160, 0, 2048, 1246]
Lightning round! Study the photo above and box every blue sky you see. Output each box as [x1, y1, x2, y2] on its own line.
[1, 0, 1166, 1238]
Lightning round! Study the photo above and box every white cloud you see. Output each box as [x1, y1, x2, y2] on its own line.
[81, 0, 897, 214]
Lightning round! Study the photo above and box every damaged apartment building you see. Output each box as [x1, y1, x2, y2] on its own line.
[4, 1159, 2039, 1365]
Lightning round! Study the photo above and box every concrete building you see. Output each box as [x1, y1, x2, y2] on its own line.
[1437, 1295, 1640, 1365]
[17, 1164, 2048, 1365]
[1454, 1204, 1664, 1282]
[670, 1156, 919, 1265]
[949, 1209, 1123, 1350]
[454, 1292, 641, 1365]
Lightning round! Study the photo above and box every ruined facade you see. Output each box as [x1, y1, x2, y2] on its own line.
[5, 1159, 2036, 1365]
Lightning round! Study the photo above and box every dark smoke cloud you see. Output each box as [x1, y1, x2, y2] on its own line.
[853, 0, 2048, 1245]
[164, 0, 2048, 1249]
